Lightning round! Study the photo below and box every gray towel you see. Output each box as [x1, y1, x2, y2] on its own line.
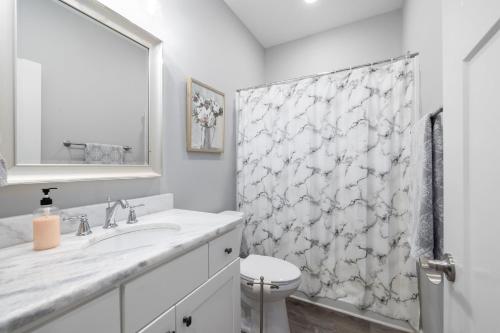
[0, 153, 6, 186]
[409, 109, 444, 259]
[84, 143, 125, 164]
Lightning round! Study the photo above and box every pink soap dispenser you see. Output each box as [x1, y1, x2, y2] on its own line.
[32, 188, 61, 251]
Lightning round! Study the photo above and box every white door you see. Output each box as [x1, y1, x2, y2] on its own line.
[176, 259, 241, 333]
[443, 0, 500, 332]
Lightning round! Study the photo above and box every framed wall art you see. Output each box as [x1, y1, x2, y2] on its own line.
[186, 78, 225, 153]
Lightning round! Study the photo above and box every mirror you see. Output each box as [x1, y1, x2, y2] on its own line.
[0, 0, 163, 184]
[16, 0, 149, 165]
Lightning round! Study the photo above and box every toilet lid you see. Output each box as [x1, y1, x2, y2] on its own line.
[241, 255, 301, 284]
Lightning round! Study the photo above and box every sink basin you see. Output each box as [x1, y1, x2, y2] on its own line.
[85, 223, 180, 252]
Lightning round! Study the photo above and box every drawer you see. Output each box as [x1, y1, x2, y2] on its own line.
[32, 289, 120, 333]
[123, 245, 209, 333]
[208, 227, 242, 276]
[138, 306, 175, 333]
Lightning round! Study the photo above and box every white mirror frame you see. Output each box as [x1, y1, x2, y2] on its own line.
[0, 0, 163, 185]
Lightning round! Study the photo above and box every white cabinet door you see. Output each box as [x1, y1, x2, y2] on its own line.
[176, 259, 240, 333]
[32, 289, 120, 333]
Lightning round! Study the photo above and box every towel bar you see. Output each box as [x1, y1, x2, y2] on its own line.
[63, 140, 132, 151]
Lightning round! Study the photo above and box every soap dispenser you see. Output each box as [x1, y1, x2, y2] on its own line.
[32, 187, 61, 250]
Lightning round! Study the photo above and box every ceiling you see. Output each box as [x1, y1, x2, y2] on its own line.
[224, 0, 404, 48]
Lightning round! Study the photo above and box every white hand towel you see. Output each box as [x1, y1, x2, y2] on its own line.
[84, 143, 124, 164]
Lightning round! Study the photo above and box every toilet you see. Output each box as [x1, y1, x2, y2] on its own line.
[240, 254, 301, 333]
[217, 211, 301, 332]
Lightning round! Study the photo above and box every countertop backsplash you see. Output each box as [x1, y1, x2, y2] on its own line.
[0, 193, 174, 249]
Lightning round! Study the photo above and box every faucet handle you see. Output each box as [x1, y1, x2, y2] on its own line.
[127, 204, 144, 224]
[63, 214, 92, 236]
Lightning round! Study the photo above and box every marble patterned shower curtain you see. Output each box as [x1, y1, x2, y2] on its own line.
[236, 58, 419, 327]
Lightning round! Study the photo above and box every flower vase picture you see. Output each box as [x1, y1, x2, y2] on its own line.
[187, 78, 225, 153]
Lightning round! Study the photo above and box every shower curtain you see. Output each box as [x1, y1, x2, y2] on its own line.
[236, 58, 419, 327]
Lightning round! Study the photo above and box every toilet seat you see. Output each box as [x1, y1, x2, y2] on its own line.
[241, 255, 301, 286]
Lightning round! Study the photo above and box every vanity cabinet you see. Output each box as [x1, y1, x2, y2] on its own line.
[26, 227, 242, 333]
[125, 233, 241, 333]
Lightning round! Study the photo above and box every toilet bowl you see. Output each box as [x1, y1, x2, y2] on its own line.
[240, 255, 301, 333]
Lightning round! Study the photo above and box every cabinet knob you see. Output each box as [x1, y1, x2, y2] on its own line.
[224, 247, 233, 254]
[183, 315, 192, 327]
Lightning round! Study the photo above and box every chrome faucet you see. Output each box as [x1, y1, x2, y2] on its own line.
[127, 204, 145, 224]
[63, 214, 92, 236]
[103, 197, 129, 229]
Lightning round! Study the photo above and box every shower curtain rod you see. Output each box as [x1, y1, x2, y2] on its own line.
[236, 51, 419, 92]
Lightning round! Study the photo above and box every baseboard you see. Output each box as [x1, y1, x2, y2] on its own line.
[290, 292, 416, 333]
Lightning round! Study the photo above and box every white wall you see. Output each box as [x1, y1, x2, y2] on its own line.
[263, 10, 403, 83]
[402, 1, 443, 333]
[403, 0, 443, 115]
[0, 0, 264, 217]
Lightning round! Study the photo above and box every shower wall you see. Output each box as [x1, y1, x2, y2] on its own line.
[403, 2, 443, 333]
[264, 10, 403, 83]
[403, 0, 442, 115]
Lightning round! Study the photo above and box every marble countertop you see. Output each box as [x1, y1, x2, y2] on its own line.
[0, 209, 243, 333]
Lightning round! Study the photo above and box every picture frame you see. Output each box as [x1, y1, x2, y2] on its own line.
[186, 78, 225, 153]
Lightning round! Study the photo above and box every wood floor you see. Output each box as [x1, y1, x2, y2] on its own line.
[286, 298, 406, 333]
